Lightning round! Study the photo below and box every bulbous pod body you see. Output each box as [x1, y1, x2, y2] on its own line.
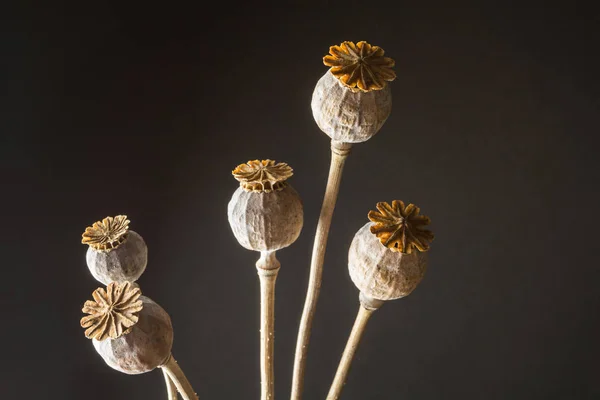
[86, 231, 147, 285]
[92, 295, 173, 374]
[311, 71, 392, 143]
[348, 223, 427, 301]
[228, 185, 303, 252]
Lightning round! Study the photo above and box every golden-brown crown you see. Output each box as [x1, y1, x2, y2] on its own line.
[368, 200, 433, 253]
[323, 41, 396, 92]
[80, 281, 143, 341]
[82, 215, 130, 251]
[232, 160, 293, 193]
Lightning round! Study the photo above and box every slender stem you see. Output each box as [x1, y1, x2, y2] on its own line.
[291, 140, 352, 400]
[161, 354, 199, 400]
[256, 251, 281, 400]
[326, 304, 378, 400]
[162, 368, 178, 400]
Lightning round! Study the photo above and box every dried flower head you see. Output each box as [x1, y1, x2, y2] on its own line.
[82, 215, 130, 251]
[368, 200, 434, 254]
[323, 41, 396, 92]
[232, 160, 293, 193]
[80, 281, 143, 341]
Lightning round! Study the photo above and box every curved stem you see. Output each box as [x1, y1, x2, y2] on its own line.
[162, 368, 178, 400]
[256, 251, 281, 400]
[291, 140, 352, 400]
[161, 354, 199, 400]
[326, 304, 377, 400]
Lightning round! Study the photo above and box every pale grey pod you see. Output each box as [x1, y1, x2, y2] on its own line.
[92, 295, 173, 375]
[86, 231, 147, 285]
[348, 223, 428, 301]
[228, 185, 303, 252]
[311, 71, 392, 143]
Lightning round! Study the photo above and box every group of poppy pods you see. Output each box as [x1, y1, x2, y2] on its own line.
[78, 40, 433, 400]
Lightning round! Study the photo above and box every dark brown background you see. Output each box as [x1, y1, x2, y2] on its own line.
[2, 2, 599, 399]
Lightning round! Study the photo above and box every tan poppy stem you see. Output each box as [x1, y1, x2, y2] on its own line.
[161, 354, 198, 400]
[162, 368, 178, 400]
[291, 140, 352, 400]
[256, 251, 281, 400]
[326, 297, 381, 400]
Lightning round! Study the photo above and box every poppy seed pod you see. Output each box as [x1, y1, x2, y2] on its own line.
[82, 215, 148, 285]
[81, 282, 173, 375]
[228, 160, 303, 252]
[348, 201, 434, 301]
[311, 41, 395, 143]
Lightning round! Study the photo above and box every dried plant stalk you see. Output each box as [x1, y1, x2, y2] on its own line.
[291, 140, 352, 400]
[229, 159, 302, 400]
[163, 369, 178, 400]
[256, 251, 281, 400]
[326, 304, 378, 400]
[161, 355, 199, 400]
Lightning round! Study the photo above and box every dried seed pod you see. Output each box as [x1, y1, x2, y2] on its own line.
[81, 283, 174, 375]
[311, 41, 395, 143]
[348, 201, 433, 301]
[228, 160, 303, 252]
[82, 215, 148, 285]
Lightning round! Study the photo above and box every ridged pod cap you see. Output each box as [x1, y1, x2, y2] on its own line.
[88, 293, 174, 375]
[228, 160, 303, 252]
[82, 215, 148, 285]
[81, 281, 143, 341]
[348, 201, 433, 301]
[311, 41, 395, 143]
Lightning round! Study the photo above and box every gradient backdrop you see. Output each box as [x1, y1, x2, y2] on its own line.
[2, 3, 599, 399]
